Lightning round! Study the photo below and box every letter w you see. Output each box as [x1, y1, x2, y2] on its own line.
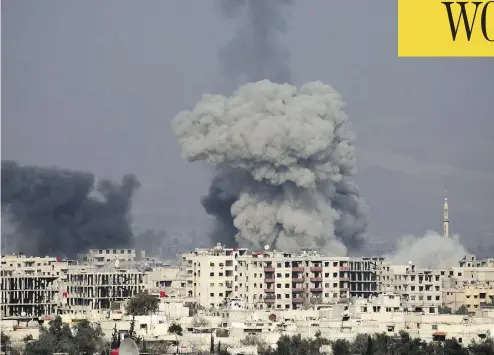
[442, 1, 483, 40]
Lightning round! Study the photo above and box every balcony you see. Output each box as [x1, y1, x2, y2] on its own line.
[264, 288, 275, 293]
[310, 287, 323, 292]
[339, 266, 350, 271]
[310, 277, 322, 282]
[292, 297, 304, 303]
[292, 288, 304, 293]
[292, 277, 304, 282]
[310, 267, 322, 272]
[340, 287, 349, 291]
[264, 298, 275, 303]
[339, 277, 350, 282]
[265, 278, 275, 283]
[264, 267, 275, 272]
[292, 266, 304, 272]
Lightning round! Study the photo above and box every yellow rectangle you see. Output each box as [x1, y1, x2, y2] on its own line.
[398, 0, 494, 57]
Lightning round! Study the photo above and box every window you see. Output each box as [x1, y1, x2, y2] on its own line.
[210, 262, 215, 267]
[210, 293, 214, 297]
[210, 272, 214, 276]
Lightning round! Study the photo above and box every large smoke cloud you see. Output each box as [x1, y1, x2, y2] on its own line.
[386, 230, 468, 268]
[191, 0, 369, 253]
[1, 160, 140, 257]
[174, 80, 369, 254]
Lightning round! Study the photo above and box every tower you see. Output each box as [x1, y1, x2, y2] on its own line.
[443, 194, 450, 238]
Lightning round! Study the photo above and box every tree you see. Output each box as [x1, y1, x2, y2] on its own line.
[110, 323, 120, 349]
[1, 332, 11, 352]
[24, 316, 104, 355]
[192, 315, 211, 328]
[168, 323, 183, 336]
[455, 304, 469, 315]
[210, 334, 215, 354]
[439, 306, 453, 314]
[126, 291, 160, 316]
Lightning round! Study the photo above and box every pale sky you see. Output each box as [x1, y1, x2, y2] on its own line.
[2, 0, 493, 255]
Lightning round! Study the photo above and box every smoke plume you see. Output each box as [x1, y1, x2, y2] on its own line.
[218, 0, 292, 89]
[386, 230, 468, 268]
[1, 160, 140, 257]
[189, 0, 369, 253]
[174, 80, 369, 254]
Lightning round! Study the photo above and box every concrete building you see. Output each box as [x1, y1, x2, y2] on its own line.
[61, 265, 146, 312]
[179, 243, 248, 308]
[0, 255, 71, 318]
[379, 262, 442, 313]
[233, 249, 381, 310]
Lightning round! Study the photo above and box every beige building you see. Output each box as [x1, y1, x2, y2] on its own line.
[61, 264, 146, 312]
[442, 255, 494, 312]
[379, 262, 442, 313]
[0, 254, 71, 318]
[179, 243, 248, 308]
[234, 249, 381, 310]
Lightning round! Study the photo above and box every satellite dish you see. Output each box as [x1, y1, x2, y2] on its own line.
[264, 245, 270, 251]
[119, 338, 140, 355]
[269, 313, 277, 322]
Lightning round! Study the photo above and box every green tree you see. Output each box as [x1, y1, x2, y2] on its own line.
[1, 332, 11, 352]
[470, 338, 494, 355]
[210, 334, 215, 354]
[439, 306, 453, 314]
[168, 323, 183, 336]
[455, 304, 470, 315]
[126, 291, 160, 316]
[24, 316, 104, 355]
[110, 323, 120, 349]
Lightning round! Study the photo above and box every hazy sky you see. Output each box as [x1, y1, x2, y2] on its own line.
[3, 0, 493, 254]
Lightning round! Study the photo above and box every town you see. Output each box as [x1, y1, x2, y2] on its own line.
[2, 239, 494, 354]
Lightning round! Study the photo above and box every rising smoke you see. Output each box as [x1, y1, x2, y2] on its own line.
[386, 230, 468, 268]
[174, 80, 369, 254]
[1, 160, 140, 257]
[182, 0, 369, 253]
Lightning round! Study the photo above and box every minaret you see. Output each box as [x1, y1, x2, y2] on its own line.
[443, 193, 450, 238]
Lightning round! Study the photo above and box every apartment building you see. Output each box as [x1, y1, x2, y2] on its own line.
[0, 254, 71, 318]
[233, 249, 380, 310]
[179, 243, 248, 308]
[441, 255, 494, 312]
[79, 248, 142, 266]
[61, 265, 146, 312]
[145, 266, 188, 298]
[380, 263, 442, 313]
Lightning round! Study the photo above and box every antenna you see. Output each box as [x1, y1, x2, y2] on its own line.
[119, 338, 140, 355]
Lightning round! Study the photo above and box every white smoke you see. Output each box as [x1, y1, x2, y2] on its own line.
[174, 80, 367, 254]
[386, 230, 468, 268]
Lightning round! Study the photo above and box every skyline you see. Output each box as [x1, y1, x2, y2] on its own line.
[2, 1, 493, 256]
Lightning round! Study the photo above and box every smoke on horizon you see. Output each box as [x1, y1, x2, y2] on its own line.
[386, 230, 468, 268]
[174, 80, 369, 254]
[188, 0, 369, 253]
[1, 160, 140, 257]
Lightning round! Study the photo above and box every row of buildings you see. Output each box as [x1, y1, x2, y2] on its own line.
[1, 242, 494, 319]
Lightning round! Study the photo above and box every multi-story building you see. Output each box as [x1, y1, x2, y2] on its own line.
[442, 255, 494, 312]
[0, 254, 71, 318]
[61, 265, 146, 312]
[379, 262, 442, 313]
[234, 249, 381, 310]
[179, 243, 248, 308]
[79, 248, 143, 266]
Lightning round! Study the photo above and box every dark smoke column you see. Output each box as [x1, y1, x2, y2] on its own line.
[1, 160, 140, 257]
[201, 0, 294, 248]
